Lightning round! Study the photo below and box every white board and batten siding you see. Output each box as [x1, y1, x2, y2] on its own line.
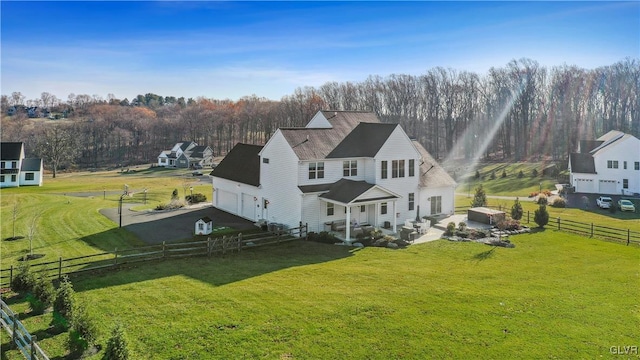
[301, 194, 322, 233]
[259, 131, 304, 229]
[241, 193, 258, 221]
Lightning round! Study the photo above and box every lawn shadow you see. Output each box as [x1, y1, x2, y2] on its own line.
[471, 246, 497, 261]
[3, 236, 25, 242]
[71, 240, 355, 293]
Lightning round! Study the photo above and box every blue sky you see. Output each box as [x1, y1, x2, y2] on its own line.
[1, 1, 638, 102]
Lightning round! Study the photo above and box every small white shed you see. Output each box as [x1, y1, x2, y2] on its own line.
[195, 217, 213, 235]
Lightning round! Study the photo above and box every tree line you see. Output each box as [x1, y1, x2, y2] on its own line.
[1, 57, 638, 176]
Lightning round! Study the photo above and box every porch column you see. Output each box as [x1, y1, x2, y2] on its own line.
[392, 200, 397, 233]
[345, 206, 351, 242]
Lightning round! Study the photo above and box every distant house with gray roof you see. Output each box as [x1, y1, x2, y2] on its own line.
[157, 141, 213, 168]
[210, 110, 456, 240]
[1, 142, 43, 188]
[568, 130, 640, 195]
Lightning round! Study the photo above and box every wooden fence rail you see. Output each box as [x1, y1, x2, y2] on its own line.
[0, 224, 308, 289]
[454, 206, 639, 245]
[0, 299, 49, 360]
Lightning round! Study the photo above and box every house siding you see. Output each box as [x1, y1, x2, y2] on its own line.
[374, 127, 422, 222]
[259, 131, 303, 228]
[571, 135, 640, 195]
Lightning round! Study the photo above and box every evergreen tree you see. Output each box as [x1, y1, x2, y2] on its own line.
[511, 198, 524, 220]
[471, 184, 487, 207]
[104, 323, 131, 360]
[534, 204, 550, 228]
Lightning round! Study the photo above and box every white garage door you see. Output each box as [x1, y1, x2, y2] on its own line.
[241, 193, 256, 221]
[575, 178, 595, 193]
[217, 190, 238, 214]
[598, 180, 616, 194]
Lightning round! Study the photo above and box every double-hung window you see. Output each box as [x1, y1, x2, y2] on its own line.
[392, 160, 405, 178]
[309, 162, 324, 179]
[381, 161, 388, 179]
[343, 160, 357, 177]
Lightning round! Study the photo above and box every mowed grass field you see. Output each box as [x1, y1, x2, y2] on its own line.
[1, 166, 211, 267]
[1, 165, 639, 359]
[2, 235, 639, 359]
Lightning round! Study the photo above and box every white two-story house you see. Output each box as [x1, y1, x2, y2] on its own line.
[210, 111, 456, 239]
[157, 141, 213, 168]
[1, 142, 44, 188]
[568, 130, 640, 195]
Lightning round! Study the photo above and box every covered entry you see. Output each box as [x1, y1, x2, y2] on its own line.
[319, 179, 400, 241]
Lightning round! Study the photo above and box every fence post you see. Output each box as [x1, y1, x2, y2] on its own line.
[527, 211, 530, 223]
[12, 313, 17, 349]
[162, 241, 166, 259]
[557, 217, 560, 231]
[305, 223, 309, 240]
[30, 335, 36, 360]
[237, 233, 242, 252]
[114, 248, 118, 265]
[207, 237, 211, 257]
[590, 223, 593, 238]
[9, 265, 13, 288]
[58, 257, 63, 281]
[628, 229, 630, 246]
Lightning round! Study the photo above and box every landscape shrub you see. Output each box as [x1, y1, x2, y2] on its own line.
[497, 219, 521, 231]
[551, 197, 566, 208]
[11, 261, 36, 293]
[517, 170, 524, 178]
[474, 170, 480, 179]
[501, 170, 507, 178]
[155, 200, 185, 210]
[490, 171, 496, 180]
[531, 169, 539, 177]
[171, 189, 179, 200]
[534, 204, 550, 228]
[510, 198, 523, 220]
[186, 193, 207, 204]
[308, 231, 338, 244]
[104, 323, 131, 360]
[446, 222, 456, 236]
[455, 230, 469, 238]
[458, 222, 467, 231]
[536, 194, 548, 205]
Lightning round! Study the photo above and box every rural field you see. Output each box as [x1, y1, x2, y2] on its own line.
[1, 165, 639, 359]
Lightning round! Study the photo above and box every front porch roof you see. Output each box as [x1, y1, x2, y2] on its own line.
[318, 178, 399, 205]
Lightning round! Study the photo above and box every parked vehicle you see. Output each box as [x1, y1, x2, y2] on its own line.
[617, 199, 636, 212]
[192, 170, 203, 176]
[596, 196, 613, 209]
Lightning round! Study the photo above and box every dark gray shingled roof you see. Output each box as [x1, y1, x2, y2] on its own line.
[412, 141, 457, 188]
[210, 143, 262, 186]
[569, 153, 596, 174]
[318, 178, 397, 204]
[327, 123, 398, 158]
[579, 140, 603, 153]
[280, 111, 383, 160]
[21, 158, 42, 171]
[1, 142, 23, 160]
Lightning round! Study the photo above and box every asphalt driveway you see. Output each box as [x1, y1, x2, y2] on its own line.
[100, 204, 256, 244]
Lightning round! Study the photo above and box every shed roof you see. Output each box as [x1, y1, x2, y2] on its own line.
[21, 158, 42, 171]
[412, 141, 457, 188]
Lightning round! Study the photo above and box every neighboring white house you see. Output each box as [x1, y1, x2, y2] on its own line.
[157, 142, 213, 168]
[568, 130, 640, 195]
[210, 110, 457, 240]
[1, 142, 44, 188]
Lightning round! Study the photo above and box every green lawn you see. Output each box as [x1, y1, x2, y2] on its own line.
[1, 167, 211, 267]
[457, 162, 561, 196]
[2, 234, 638, 359]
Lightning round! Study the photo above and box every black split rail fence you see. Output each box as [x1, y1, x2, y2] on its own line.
[0, 224, 307, 289]
[454, 206, 639, 246]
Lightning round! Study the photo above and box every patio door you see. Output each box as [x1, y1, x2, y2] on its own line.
[430, 196, 442, 215]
